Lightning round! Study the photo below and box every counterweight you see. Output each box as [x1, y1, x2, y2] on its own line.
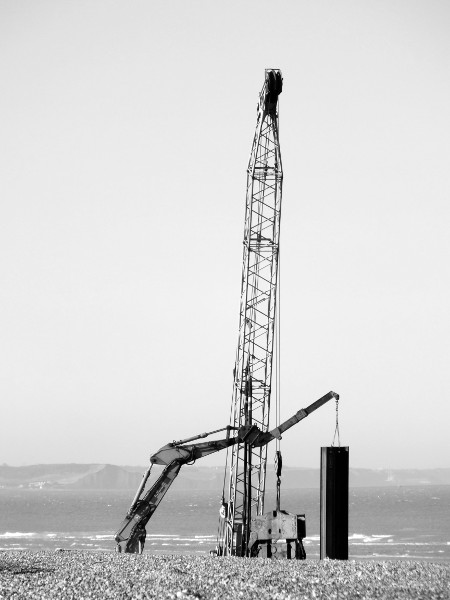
[218, 69, 283, 556]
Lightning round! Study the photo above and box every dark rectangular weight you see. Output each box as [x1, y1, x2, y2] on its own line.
[320, 446, 349, 560]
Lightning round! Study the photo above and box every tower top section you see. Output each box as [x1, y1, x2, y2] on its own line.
[261, 69, 283, 115]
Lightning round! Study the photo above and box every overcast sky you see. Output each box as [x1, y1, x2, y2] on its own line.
[1, 0, 449, 470]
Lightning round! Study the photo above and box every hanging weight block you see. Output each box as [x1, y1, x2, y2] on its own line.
[320, 446, 349, 560]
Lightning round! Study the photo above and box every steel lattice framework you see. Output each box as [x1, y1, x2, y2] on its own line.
[218, 70, 283, 556]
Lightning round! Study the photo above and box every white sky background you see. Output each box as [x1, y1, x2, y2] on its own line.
[1, 0, 449, 469]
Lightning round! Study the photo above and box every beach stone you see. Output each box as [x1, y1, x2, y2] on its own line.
[0, 552, 449, 599]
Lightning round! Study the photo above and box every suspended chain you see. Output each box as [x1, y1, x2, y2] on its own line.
[331, 396, 341, 447]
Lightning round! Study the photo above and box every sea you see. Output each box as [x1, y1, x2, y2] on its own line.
[1, 486, 449, 561]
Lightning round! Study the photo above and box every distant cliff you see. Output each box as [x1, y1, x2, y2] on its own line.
[1, 464, 449, 490]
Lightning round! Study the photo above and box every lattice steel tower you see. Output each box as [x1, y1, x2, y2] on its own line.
[218, 69, 283, 556]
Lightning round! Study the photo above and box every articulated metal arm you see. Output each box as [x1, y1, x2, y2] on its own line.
[115, 460, 182, 553]
[115, 391, 338, 553]
[115, 429, 241, 553]
[149, 431, 239, 467]
[243, 391, 339, 448]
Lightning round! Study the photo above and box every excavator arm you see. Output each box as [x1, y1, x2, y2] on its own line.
[115, 428, 241, 553]
[116, 460, 183, 553]
[115, 391, 338, 553]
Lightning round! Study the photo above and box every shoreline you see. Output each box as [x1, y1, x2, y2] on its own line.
[1, 551, 449, 599]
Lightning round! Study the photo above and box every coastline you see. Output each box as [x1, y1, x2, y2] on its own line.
[1, 551, 449, 599]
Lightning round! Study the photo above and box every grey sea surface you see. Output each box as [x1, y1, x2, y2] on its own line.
[0, 486, 449, 561]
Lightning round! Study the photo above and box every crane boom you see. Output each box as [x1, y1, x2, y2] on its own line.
[217, 69, 284, 556]
[240, 391, 339, 448]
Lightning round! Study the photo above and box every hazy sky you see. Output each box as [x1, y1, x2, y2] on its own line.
[1, 0, 449, 470]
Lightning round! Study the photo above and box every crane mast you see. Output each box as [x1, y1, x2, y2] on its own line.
[218, 69, 283, 556]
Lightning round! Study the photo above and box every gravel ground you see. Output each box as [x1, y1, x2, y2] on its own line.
[0, 551, 449, 600]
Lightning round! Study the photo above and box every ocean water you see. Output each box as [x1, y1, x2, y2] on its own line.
[0, 486, 449, 561]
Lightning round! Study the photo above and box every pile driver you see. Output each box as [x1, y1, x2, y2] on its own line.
[115, 70, 339, 558]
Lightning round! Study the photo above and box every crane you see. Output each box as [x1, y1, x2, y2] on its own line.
[216, 69, 284, 556]
[115, 392, 338, 553]
[114, 69, 339, 557]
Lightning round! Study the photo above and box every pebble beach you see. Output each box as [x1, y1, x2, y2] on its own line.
[0, 552, 449, 600]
